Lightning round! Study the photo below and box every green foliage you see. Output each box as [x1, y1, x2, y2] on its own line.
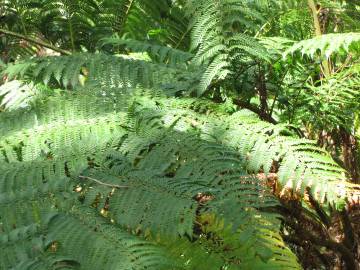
[0, 85, 353, 268]
[130, 95, 349, 205]
[283, 64, 360, 132]
[0, 0, 43, 60]
[0, 0, 189, 60]
[0, 80, 53, 111]
[2, 0, 360, 269]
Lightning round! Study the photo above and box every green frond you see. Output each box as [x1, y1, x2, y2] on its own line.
[0, 80, 38, 110]
[47, 210, 174, 270]
[284, 32, 360, 59]
[214, 112, 349, 205]
[2, 54, 200, 95]
[198, 54, 230, 95]
[2, 1, 360, 268]
[0, 94, 128, 163]
[0, 89, 351, 209]
[101, 37, 193, 66]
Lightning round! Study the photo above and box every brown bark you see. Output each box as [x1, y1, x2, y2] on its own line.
[232, 98, 277, 124]
[340, 128, 359, 183]
[257, 66, 270, 121]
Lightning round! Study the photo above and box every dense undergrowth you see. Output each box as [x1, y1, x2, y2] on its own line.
[1, 0, 360, 269]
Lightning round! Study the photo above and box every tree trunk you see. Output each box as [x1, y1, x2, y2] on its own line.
[257, 67, 270, 121]
[340, 128, 359, 183]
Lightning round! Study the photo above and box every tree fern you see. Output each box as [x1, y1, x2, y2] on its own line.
[2, 1, 360, 268]
[1, 83, 358, 268]
[0, 0, 43, 60]
[285, 64, 360, 132]
[0, 90, 302, 269]
[130, 95, 355, 207]
[186, 0, 271, 95]
[1, 87, 357, 206]
[38, 0, 114, 51]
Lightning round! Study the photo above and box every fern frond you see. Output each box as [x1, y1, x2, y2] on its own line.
[0, 80, 39, 111]
[284, 32, 360, 59]
[186, 0, 271, 95]
[0, 94, 127, 163]
[129, 96, 355, 207]
[0, 90, 301, 269]
[101, 37, 193, 66]
[47, 210, 174, 270]
[286, 63, 360, 131]
[2, 54, 200, 95]
[80, 129, 299, 269]
[1, 90, 353, 209]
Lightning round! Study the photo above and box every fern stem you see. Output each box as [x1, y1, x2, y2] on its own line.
[79, 175, 129, 189]
[68, 18, 75, 52]
[307, 0, 331, 77]
[0, 28, 71, 55]
[20, 18, 28, 35]
[115, 0, 135, 34]
[174, 27, 191, 49]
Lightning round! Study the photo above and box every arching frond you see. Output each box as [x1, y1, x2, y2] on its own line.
[101, 37, 193, 66]
[2, 53, 200, 95]
[284, 32, 360, 59]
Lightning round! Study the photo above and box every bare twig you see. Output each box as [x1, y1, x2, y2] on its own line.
[0, 28, 71, 55]
[79, 175, 129, 189]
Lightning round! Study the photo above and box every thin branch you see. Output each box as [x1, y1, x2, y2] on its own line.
[336, 54, 353, 73]
[0, 28, 71, 55]
[232, 98, 277, 124]
[79, 175, 129, 189]
[67, 18, 75, 52]
[269, 93, 278, 117]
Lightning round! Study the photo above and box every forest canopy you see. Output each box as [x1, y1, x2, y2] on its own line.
[0, 0, 360, 269]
